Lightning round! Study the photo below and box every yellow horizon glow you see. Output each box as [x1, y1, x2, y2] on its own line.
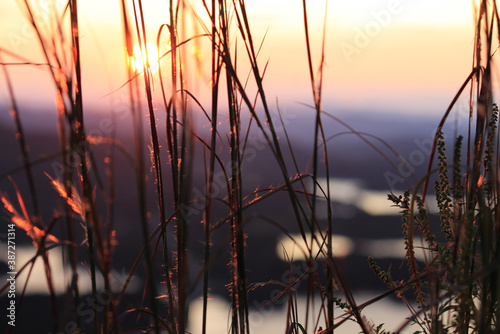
[0, 0, 482, 115]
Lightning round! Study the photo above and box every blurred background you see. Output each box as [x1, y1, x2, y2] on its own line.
[0, 0, 484, 332]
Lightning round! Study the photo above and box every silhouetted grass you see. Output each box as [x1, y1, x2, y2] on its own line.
[1, 1, 500, 333]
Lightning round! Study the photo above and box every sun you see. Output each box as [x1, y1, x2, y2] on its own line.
[130, 42, 161, 74]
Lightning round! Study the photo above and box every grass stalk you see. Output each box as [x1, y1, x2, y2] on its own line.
[125, 1, 162, 332]
[200, 1, 221, 333]
[69, 2, 102, 331]
[156, 21, 178, 332]
[169, 2, 191, 332]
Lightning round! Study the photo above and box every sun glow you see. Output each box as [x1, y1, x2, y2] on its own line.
[130, 42, 161, 74]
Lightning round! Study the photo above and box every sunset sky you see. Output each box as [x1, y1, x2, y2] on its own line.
[0, 0, 478, 118]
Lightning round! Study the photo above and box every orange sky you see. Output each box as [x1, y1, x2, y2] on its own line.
[0, 0, 479, 117]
